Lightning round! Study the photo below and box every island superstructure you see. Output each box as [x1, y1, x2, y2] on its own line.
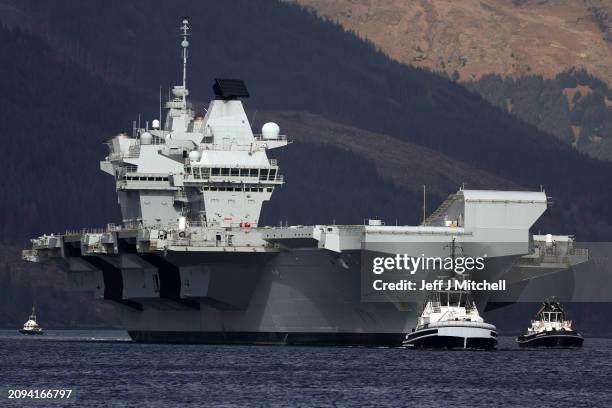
[22, 17, 584, 346]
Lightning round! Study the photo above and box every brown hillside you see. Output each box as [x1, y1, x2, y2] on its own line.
[289, 0, 612, 84]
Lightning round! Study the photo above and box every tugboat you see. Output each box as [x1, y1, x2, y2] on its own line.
[403, 240, 497, 350]
[403, 288, 498, 350]
[19, 306, 44, 335]
[517, 297, 583, 348]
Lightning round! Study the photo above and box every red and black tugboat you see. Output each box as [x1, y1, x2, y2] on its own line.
[517, 298, 583, 348]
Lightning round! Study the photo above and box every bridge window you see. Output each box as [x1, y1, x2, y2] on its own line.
[221, 168, 229, 176]
[260, 169, 269, 179]
[269, 169, 277, 178]
[211, 168, 220, 176]
[240, 169, 249, 176]
[231, 168, 239, 176]
[249, 169, 258, 177]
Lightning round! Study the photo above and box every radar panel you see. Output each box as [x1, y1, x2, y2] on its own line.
[213, 78, 250, 99]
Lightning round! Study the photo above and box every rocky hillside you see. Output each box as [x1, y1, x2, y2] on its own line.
[290, 0, 612, 84]
[290, 0, 612, 159]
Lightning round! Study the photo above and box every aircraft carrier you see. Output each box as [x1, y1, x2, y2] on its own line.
[22, 18, 585, 346]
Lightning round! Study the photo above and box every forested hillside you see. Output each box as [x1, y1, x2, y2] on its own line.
[466, 70, 612, 160]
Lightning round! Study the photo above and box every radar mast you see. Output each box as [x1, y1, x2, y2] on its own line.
[180, 16, 190, 109]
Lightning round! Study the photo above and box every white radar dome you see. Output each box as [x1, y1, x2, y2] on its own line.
[152, 119, 160, 129]
[188, 150, 201, 161]
[140, 132, 152, 145]
[546, 233, 553, 246]
[172, 86, 189, 98]
[262, 122, 280, 140]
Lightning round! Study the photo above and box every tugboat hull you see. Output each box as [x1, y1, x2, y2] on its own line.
[19, 329, 44, 335]
[517, 331, 583, 348]
[404, 324, 497, 350]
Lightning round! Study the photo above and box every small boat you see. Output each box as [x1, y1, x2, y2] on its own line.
[19, 306, 44, 335]
[517, 297, 583, 348]
[403, 288, 497, 350]
[403, 239, 497, 350]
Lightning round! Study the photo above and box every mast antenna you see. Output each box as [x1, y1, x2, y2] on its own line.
[422, 185, 427, 225]
[180, 16, 190, 109]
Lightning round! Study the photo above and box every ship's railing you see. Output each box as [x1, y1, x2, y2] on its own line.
[426, 321, 495, 330]
[568, 247, 589, 257]
[166, 237, 274, 249]
[253, 134, 288, 142]
[64, 227, 108, 236]
[148, 136, 167, 145]
[183, 174, 284, 183]
[522, 246, 590, 265]
[183, 165, 284, 183]
[117, 174, 172, 189]
[62, 221, 145, 236]
[107, 145, 141, 161]
[173, 191, 188, 201]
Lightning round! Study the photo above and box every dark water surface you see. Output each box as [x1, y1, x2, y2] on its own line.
[1, 330, 611, 407]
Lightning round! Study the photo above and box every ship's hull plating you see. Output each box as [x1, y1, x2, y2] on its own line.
[517, 331, 583, 348]
[128, 330, 405, 346]
[65, 243, 520, 346]
[19, 329, 44, 335]
[92, 247, 424, 346]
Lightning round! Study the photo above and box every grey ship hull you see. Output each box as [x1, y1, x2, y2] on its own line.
[25, 191, 582, 346]
[95, 247, 418, 346]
